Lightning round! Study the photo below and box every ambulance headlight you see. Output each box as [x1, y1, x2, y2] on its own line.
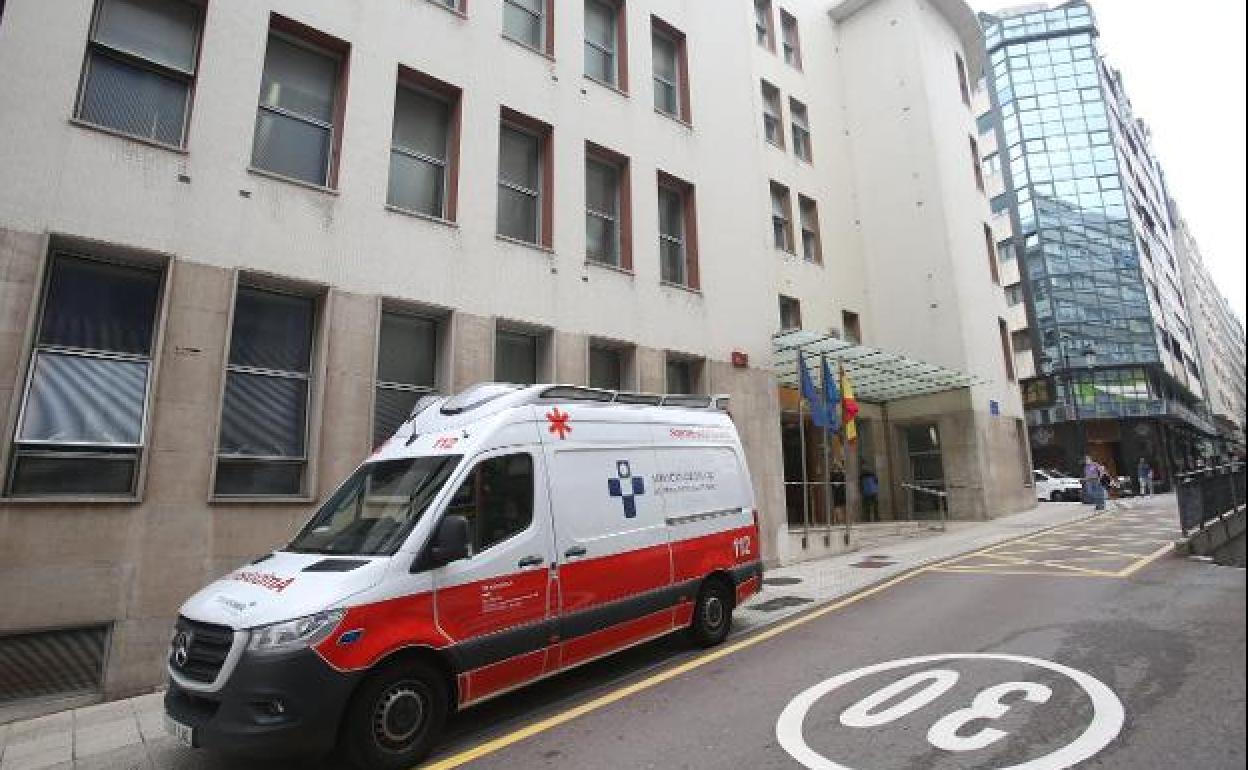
[247, 610, 345, 655]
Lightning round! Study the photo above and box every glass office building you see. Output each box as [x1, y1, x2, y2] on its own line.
[980, 2, 1213, 480]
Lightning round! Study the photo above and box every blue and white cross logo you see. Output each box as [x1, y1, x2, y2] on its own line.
[607, 460, 645, 518]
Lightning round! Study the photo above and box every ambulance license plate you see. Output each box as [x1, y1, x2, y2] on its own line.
[164, 714, 196, 748]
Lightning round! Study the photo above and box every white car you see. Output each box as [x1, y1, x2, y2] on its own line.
[1034, 469, 1082, 502]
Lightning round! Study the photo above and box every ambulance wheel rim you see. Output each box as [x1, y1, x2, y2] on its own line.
[373, 682, 428, 749]
[704, 595, 725, 630]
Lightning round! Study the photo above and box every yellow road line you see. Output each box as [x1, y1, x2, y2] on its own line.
[1114, 541, 1175, 577]
[927, 567, 1111, 578]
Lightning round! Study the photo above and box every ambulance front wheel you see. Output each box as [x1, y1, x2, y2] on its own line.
[340, 658, 448, 770]
[689, 578, 734, 648]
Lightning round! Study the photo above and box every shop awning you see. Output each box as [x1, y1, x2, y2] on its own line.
[773, 330, 981, 404]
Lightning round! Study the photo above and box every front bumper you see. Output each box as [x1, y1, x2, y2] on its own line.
[164, 648, 363, 758]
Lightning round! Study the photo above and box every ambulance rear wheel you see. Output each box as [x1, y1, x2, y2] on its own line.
[690, 578, 734, 647]
[341, 659, 447, 770]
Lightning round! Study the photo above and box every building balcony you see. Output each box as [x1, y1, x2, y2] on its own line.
[1026, 397, 1217, 435]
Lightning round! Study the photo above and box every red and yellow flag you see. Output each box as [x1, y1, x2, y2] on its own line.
[840, 366, 859, 442]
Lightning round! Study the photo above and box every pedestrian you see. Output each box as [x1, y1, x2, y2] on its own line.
[1081, 455, 1099, 507]
[861, 466, 880, 523]
[1136, 457, 1153, 497]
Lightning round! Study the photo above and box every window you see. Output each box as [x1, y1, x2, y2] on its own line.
[790, 98, 811, 162]
[7, 255, 162, 496]
[290, 456, 459, 556]
[74, 0, 203, 148]
[799, 195, 821, 263]
[1011, 329, 1032, 353]
[665, 357, 699, 394]
[955, 52, 971, 106]
[497, 110, 552, 247]
[503, 0, 550, 54]
[447, 453, 535, 554]
[589, 344, 624, 389]
[779, 295, 801, 331]
[990, 193, 1010, 214]
[761, 81, 784, 148]
[374, 311, 438, 447]
[842, 310, 862, 344]
[585, 0, 627, 89]
[780, 10, 801, 68]
[976, 111, 995, 135]
[998, 318, 1016, 381]
[983, 152, 1000, 176]
[970, 136, 984, 191]
[652, 18, 689, 122]
[586, 144, 631, 268]
[496, 329, 539, 384]
[770, 182, 794, 253]
[983, 224, 1000, 284]
[1005, 283, 1024, 306]
[252, 22, 346, 187]
[657, 173, 698, 288]
[216, 286, 316, 496]
[388, 72, 460, 220]
[754, 0, 774, 50]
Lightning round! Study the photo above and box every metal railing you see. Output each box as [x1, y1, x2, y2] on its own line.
[899, 482, 948, 531]
[1175, 462, 1246, 536]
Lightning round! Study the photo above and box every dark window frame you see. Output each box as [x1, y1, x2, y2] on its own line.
[657, 171, 700, 289]
[585, 141, 633, 270]
[250, 15, 351, 189]
[5, 252, 166, 498]
[73, 0, 205, 150]
[388, 67, 463, 221]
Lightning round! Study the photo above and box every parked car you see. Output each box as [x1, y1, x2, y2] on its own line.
[163, 384, 762, 768]
[1034, 469, 1082, 502]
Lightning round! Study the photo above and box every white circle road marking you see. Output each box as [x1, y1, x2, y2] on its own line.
[775, 653, 1125, 770]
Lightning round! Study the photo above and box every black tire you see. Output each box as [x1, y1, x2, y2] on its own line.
[689, 578, 734, 648]
[339, 659, 448, 770]
[1050, 491, 1062, 502]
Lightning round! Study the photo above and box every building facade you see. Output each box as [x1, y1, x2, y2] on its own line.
[977, 1, 1216, 482]
[1170, 203, 1247, 457]
[0, 0, 1031, 710]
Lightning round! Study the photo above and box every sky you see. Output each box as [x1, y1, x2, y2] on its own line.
[970, 0, 1247, 324]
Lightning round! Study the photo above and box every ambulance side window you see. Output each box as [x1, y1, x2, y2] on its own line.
[446, 453, 534, 554]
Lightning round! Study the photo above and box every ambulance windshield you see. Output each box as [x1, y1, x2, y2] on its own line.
[287, 455, 461, 556]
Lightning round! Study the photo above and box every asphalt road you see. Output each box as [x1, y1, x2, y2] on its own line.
[183, 499, 1246, 770]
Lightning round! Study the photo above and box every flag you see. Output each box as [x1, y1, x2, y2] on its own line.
[798, 353, 828, 428]
[821, 355, 841, 434]
[840, 365, 860, 443]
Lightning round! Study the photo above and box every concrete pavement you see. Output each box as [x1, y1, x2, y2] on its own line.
[0, 498, 1150, 770]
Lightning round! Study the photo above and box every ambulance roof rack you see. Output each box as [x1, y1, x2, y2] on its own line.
[535, 385, 728, 410]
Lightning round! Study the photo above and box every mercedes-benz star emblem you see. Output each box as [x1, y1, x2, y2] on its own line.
[172, 631, 192, 667]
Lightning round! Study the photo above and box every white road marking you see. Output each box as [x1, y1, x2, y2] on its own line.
[775, 653, 1125, 770]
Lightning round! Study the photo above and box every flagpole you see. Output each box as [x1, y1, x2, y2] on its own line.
[843, 364, 856, 546]
[821, 354, 832, 540]
[797, 355, 810, 534]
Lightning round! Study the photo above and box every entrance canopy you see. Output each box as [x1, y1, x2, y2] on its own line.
[773, 330, 981, 404]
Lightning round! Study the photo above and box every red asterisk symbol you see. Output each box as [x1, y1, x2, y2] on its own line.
[546, 408, 572, 440]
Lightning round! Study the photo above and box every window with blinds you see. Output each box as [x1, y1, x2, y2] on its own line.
[8, 255, 163, 496]
[214, 286, 316, 496]
[74, 0, 203, 148]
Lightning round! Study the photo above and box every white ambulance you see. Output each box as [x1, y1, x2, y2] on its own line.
[163, 383, 763, 767]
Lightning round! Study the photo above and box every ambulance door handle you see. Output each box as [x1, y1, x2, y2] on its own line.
[517, 555, 545, 568]
[564, 545, 587, 559]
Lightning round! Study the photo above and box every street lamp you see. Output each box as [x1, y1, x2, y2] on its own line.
[1041, 337, 1096, 475]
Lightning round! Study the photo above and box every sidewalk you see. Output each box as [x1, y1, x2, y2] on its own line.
[0, 500, 1105, 770]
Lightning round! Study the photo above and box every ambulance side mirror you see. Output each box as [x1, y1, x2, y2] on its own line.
[422, 515, 471, 569]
